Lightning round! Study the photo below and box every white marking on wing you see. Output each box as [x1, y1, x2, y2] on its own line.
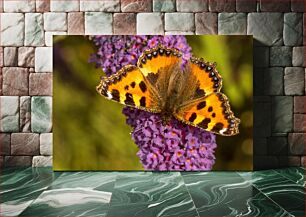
[219, 128, 227, 134]
[106, 91, 112, 99]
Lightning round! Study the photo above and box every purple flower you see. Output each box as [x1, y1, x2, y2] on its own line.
[127, 111, 217, 170]
[91, 35, 217, 171]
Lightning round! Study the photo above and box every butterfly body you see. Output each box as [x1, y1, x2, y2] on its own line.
[97, 44, 240, 136]
[159, 69, 187, 125]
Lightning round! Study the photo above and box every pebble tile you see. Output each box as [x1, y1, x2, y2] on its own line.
[270, 46, 292, 67]
[121, 0, 152, 12]
[18, 47, 35, 67]
[271, 96, 293, 133]
[29, 73, 53, 96]
[3, 0, 35, 12]
[80, 0, 120, 12]
[3, 47, 18, 66]
[209, 0, 236, 12]
[294, 114, 306, 132]
[260, 0, 290, 12]
[0, 13, 24, 46]
[40, 133, 53, 155]
[31, 96, 52, 133]
[284, 67, 305, 95]
[137, 13, 164, 35]
[195, 12, 217, 34]
[218, 13, 247, 35]
[20, 96, 31, 132]
[0, 47, 3, 67]
[176, 0, 208, 12]
[284, 13, 303, 46]
[11, 133, 39, 155]
[291, 0, 305, 12]
[293, 96, 305, 113]
[165, 31, 195, 35]
[67, 12, 85, 35]
[0, 96, 19, 132]
[165, 13, 195, 31]
[113, 13, 136, 35]
[292, 46, 305, 67]
[50, 0, 79, 12]
[153, 0, 175, 12]
[4, 156, 32, 167]
[2, 67, 29, 96]
[35, 47, 53, 72]
[36, 0, 50, 12]
[0, 133, 10, 155]
[25, 13, 44, 46]
[288, 133, 305, 155]
[247, 13, 283, 46]
[85, 12, 113, 34]
[44, 12, 67, 31]
[236, 0, 256, 12]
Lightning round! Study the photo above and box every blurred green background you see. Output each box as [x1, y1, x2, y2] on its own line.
[53, 35, 253, 171]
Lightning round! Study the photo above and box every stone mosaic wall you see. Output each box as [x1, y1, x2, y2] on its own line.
[0, 0, 305, 169]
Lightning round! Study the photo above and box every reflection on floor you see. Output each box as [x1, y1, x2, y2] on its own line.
[0, 167, 305, 216]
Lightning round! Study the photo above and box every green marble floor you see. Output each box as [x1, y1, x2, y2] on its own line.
[0, 167, 305, 216]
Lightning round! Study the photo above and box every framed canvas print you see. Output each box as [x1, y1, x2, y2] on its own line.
[53, 35, 253, 171]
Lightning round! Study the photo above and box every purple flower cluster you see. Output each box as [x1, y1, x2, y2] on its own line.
[91, 35, 217, 171]
[90, 35, 191, 76]
[123, 108, 217, 171]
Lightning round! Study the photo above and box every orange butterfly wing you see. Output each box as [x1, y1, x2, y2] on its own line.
[137, 45, 182, 77]
[96, 65, 160, 113]
[174, 92, 240, 136]
[188, 57, 222, 97]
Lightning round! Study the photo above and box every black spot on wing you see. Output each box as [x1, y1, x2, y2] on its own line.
[124, 85, 129, 90]
[189, 113, 197, 122]
[212, 122, 224, 132]
[130, 82, 136, 88]
[197, 101, 206, 110]
[140, 97, 146, 107]
[124, 93, 135, 106]
[198, 118, 211, 129]
[195, 88, 205, 98]
[111, 89, 120, 101]
[208, 106, 213, 112]
[212, 113, 216, 118]
[139, 81, 147, 93]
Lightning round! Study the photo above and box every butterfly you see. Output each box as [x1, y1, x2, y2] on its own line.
[96, 44, 240, 136]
